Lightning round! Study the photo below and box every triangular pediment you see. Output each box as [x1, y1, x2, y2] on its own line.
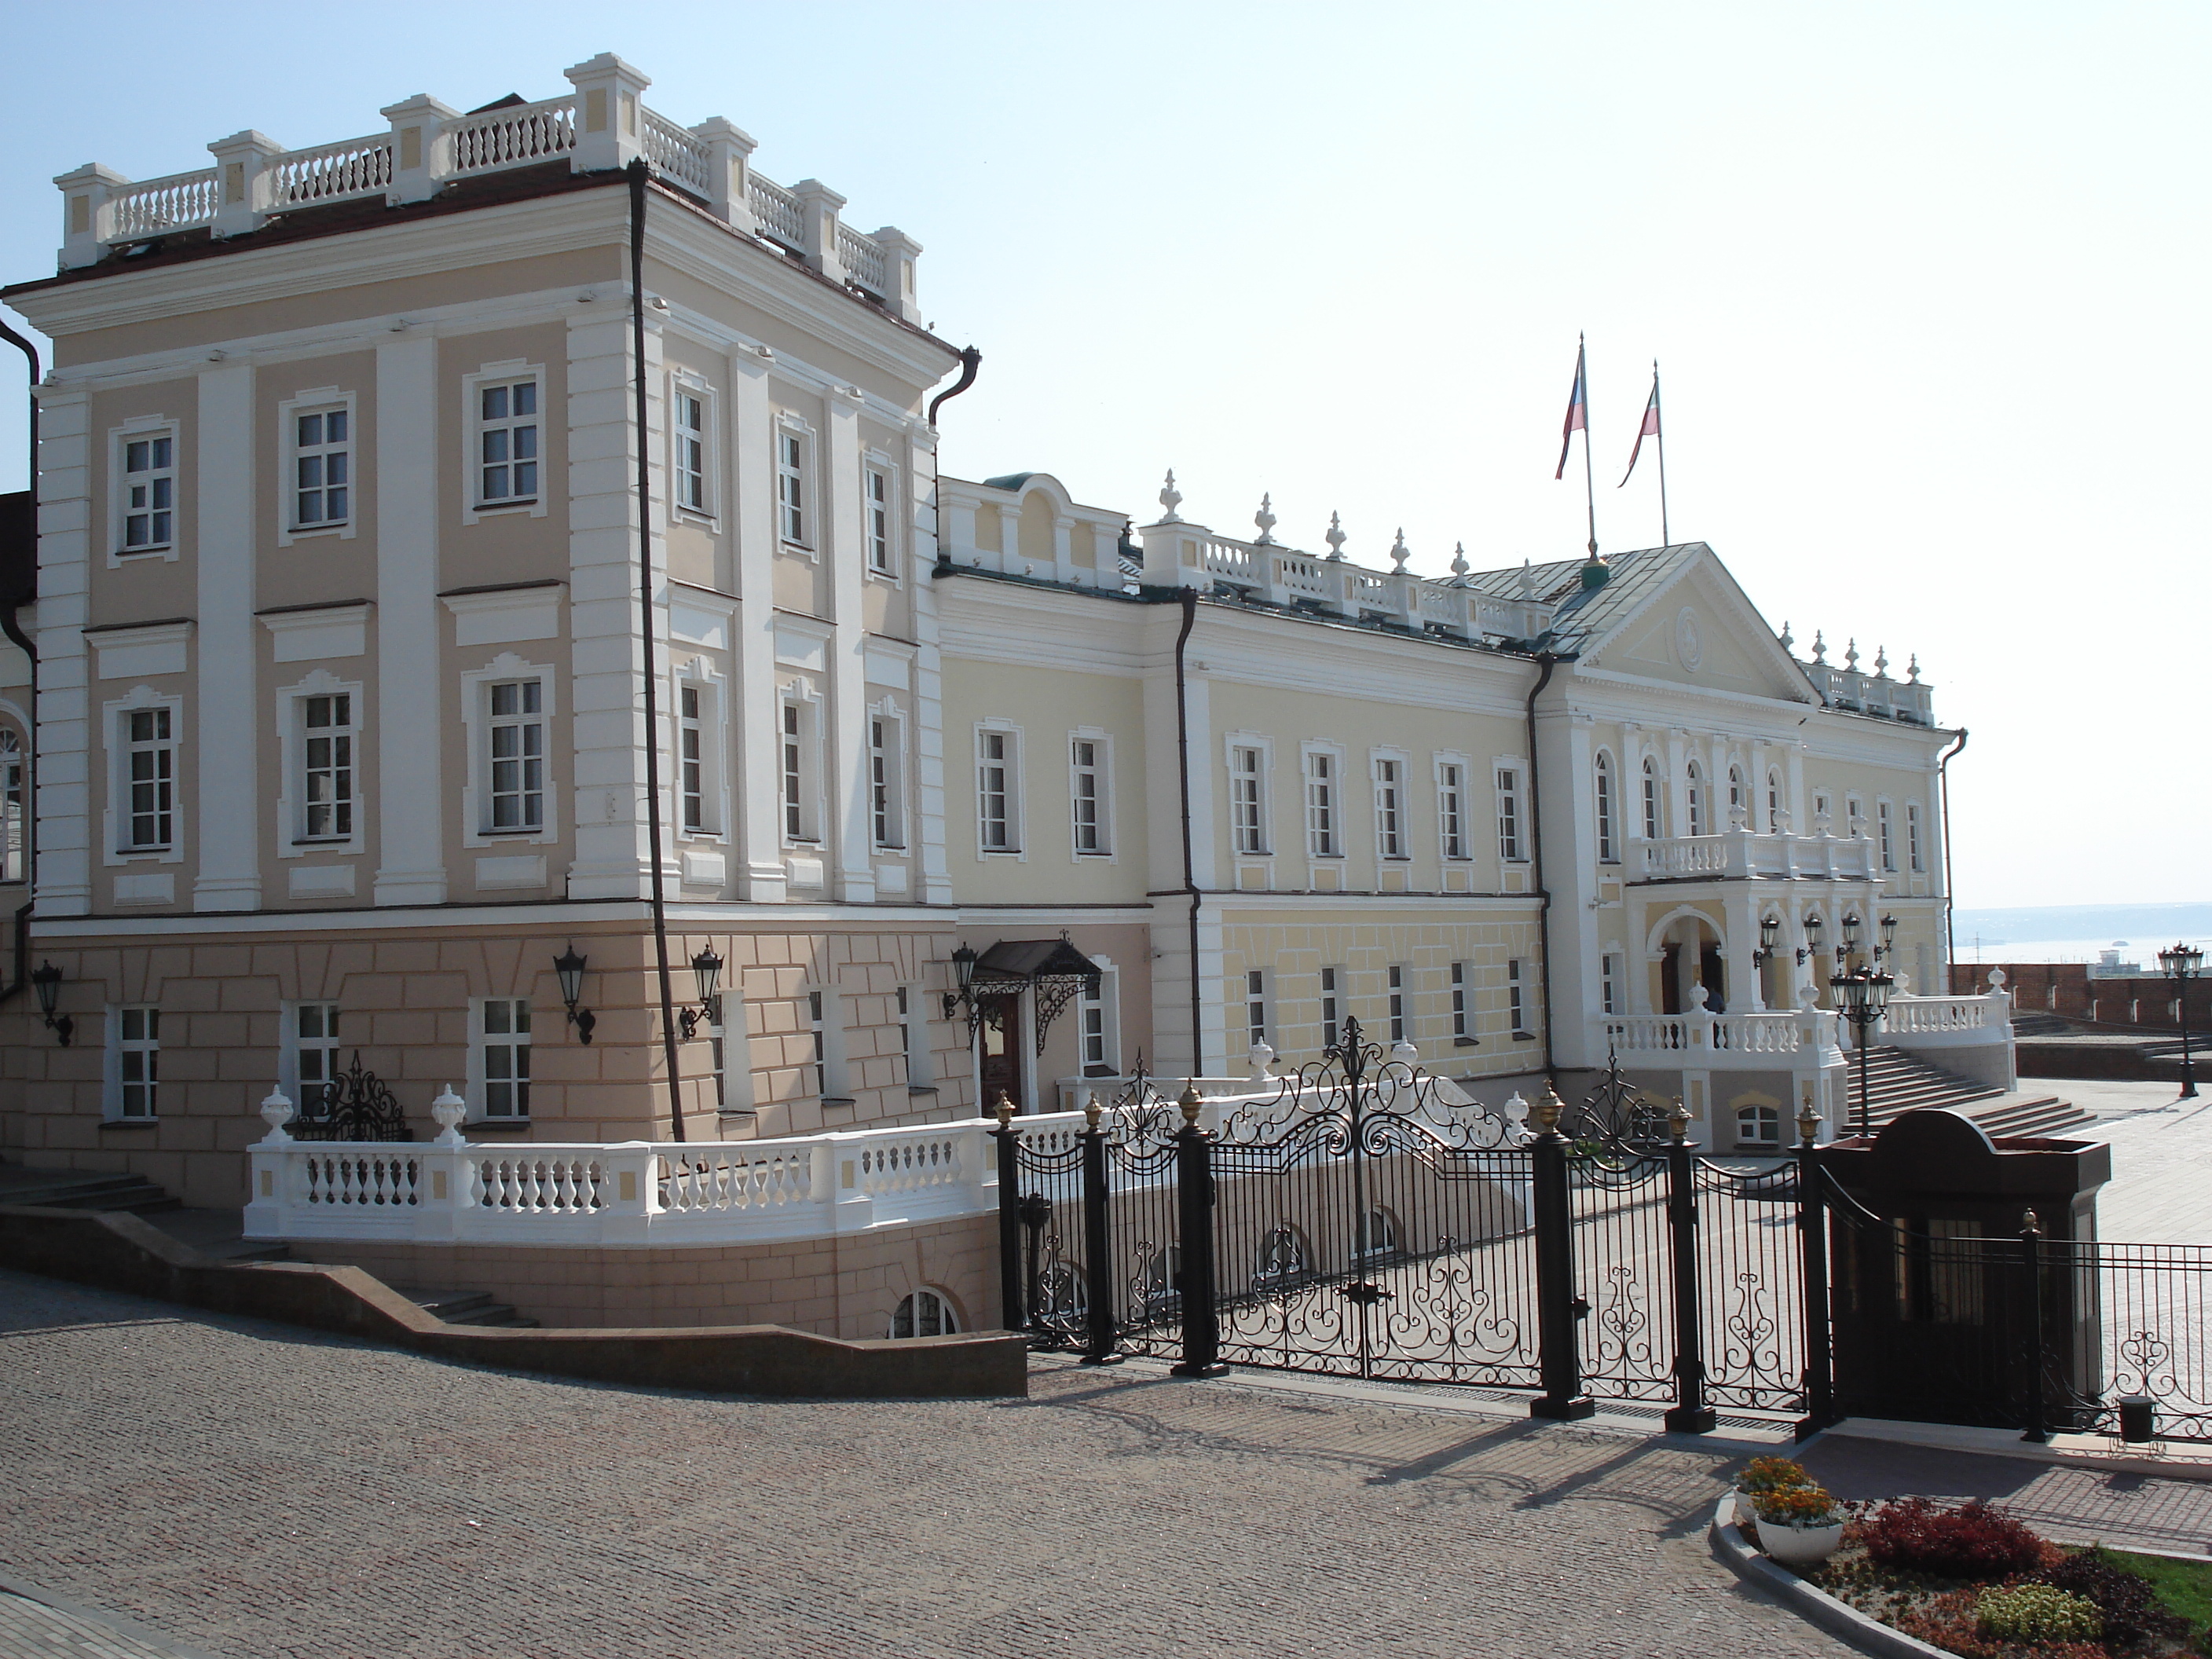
[1577, 549, 1817, 704]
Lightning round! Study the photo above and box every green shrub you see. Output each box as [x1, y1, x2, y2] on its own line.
[1974, 1582, 2104, 1643]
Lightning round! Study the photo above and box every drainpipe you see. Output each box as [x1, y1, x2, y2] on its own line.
[1938, 727, 1968, 986]
[0, 316, 39, 1003]
[1523, 652, 1562, 1075]
[1173, 588, 1203, 1079]
[925, 346, 979, 578]
[628, 160, 685, 1142]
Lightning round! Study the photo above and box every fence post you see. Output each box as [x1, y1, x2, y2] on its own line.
[1664, 1101, 1717, 1433]
[1079, 1093, 1122, 1366]
[992, 1095, 1024, 1331]
[1794, 1104, 1837, 1438]
[2020, 1209, 2048, 1444]
[1529, 1084, 1595, 1420]
[1170, 1084, 1227, 1378]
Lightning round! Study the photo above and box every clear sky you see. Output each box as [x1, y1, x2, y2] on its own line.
[3, 2, 2203, 910]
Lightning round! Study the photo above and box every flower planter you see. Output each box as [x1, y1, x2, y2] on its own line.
[1754, 1515, 1845, 1567]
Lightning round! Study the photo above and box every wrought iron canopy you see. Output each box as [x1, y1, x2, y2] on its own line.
[966, 938, 1106, 1054]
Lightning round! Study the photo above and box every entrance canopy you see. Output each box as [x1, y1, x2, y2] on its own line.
[970, 938, 1104, 1053]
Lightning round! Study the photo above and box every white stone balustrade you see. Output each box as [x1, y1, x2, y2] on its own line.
[49, 55, 921, 322]
[1874, 973, 2016, 1090]
[1602, 1008, 1842, 1066]
[1632, 829, 1881, 882]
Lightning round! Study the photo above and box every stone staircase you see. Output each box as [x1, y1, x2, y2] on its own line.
[0, 1164, 182, 1217]
[1847, 1046, 2095, 1138]
[397, 1287, 540, 1329]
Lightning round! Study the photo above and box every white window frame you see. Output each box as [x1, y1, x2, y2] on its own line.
[1686, 761, 1707, 838]
[1068, 728, 1112, 859]
[108, 416, 180, 564]
[280, 1001, 346, 1119]
[1601, 953, 1621, 1016]
[105, 1005, 161, 1121]
[863, 452, 899, 580]
[1847, 795, 1866, 837]
[1078, 959, 1119, 1076]
[470, 997, 533, 1122]
[1767, 768, 1785, 834]
[898, 983, 936, 1090]
[0, 726, 24, 884]
[104, 688, 183, 866]
[805, 984, 849, 1101]
[1877, 798, 1897, 872]
[460, 654, 558, 848]
[1225, 734, 1273, 859]
[1496, 762, 1528, 863]
[1302, 743, 1344, 859]
[775, 413, 815, 554]
[1387, 964, 1408, 1045]
[461, 361, 548, 523]
[861, 700, 903, 851]
[778, 679, 825, 845]
[1451, 961, 1477, 1044]
[1639, 756, 1664, 841]
[1436, 754, 1471, 862]
[890, 1287, 960, 1339]
[276, 387, 357, 545]
[975, 722, 1024, 859]
[1508, 958, 1530, 1037]
[281, 673, 362, 850]
[1907, 801, 1925, 873]
[1320, 965, 1342, 1052]
[1735, 1104, 1782, 1149]
[668, 375, 717, 524]
[1594, 750, 1618, 862]
[1245, 968, 1269, 1051]
[1372, 749, 1408, 862]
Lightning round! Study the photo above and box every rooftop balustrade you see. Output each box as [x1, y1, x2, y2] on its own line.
[1632, 825, 1884, 883]
[1782, 627, 1938, 724]
[50, 54, 922, 323]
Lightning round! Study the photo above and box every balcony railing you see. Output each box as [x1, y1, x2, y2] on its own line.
[1632, 829, 1884, 882]
[1602, 1008, 1842, 1067]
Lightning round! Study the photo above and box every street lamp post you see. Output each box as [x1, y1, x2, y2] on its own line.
[2157, 942, 2203, 1101]
[1830, 963, 1896, 1139]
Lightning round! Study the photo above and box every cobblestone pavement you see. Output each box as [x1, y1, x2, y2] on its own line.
[0, 1578, 214, 1659]
[0, 1269, 1848, 1659]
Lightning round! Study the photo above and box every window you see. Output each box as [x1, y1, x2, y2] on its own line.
[1847, 795, 1865, 835]
[899, 984, 935, 1088]
[1907, 803, 1925, 872]
[1767, 769, 1784, 833]
[871, 712, 905, 849]
[1437, 761, 1467, 861]
[1508, 959, 1529, 1036]
[1686, 762, 1707, 837]
[1640, 756, 1663, 840]
[1451, 962, 1476, 1043]
[1735, 1104, 1780, 1149]
[290, 1003, 343, 1118]
[890, 1288, 959, 1339]
[115, 1006, 159, 1119]
[1231, 746, 1268, 855]
[673, 388, 709, 515]
[1878, 801, 1896, 871]
[118, 431, 175, 552]
[298, 693, 353, 841]
[1246, 969, 1268, 1049]
[777, 427, 809, 545]
[865, 463, 895, 574]
[1729, 764, 1746, 821]
[807, 989, 827, 1096]
[1595, 753, 1617, 862]
[1355, 1207, 1400, 1262]
[477, 379, 539, 505]
[1306, 752, 1339, 856]
[1374, 756, 1404, 859]
[782, 699, 811, 841]
[1387, 965, 1406, 1044]
[1601, 954, 1621, 1016]
[291, 408, 350, 529]
[1070, 736, 1107, 856]
[978, 728, 1020, 852]
[1320, 966, 1342, 1052]
[1079, 972, 1113, 1075]
[479, 999, 532, 1119]
[485, 679, 544, 832]
[121, 706, 174, 851]
[1815, 791, 1833, 829]
[1497, 766, 1525, 862]
[679, 685, 707, 833]
[1, 731, 24, 883]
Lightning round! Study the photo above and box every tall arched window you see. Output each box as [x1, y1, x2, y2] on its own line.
[0, 730, 21, 884]
[1686, 761, 1706, 837]
[1728, 764, 1745, 822]
[1767, 768, 1784, 833]
[1594, 753, 1617, 862]
[1640, 756, 1664, 840]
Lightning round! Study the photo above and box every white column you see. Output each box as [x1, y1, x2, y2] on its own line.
[194, 363, 258, 911]
[727, 346, 786, 903]
[30, 388, 90, 913]
[907, 422, 952, 907]
[1548, 713, 1601, 1066]
[372, 335, 446, 906]
[824, 386, 873, 903]
[1721, 884, 1762, 1013]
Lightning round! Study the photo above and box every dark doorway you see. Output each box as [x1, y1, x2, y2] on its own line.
[978, 993, 1024, 1114]
[1700, 944, 1727, 1013]
[1661, 943, 1683, 1014]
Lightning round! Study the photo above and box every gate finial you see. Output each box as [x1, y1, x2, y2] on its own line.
[1796, 1102, 1821, 1147]
[1532, 1082, 1564, 1133]
[1082, 1089, 1102, 1131]
[1178, 1082, 1203, 1126]
[993, 1090, 1014, 1130]
[1668, 1097, 1690, 1143]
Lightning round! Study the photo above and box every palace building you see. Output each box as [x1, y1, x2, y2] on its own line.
[0, 54, 2005, 1292]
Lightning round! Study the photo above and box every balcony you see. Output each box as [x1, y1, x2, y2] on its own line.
[1632, 828, 1882, 883]
[1602, 1009, 1842, 1070]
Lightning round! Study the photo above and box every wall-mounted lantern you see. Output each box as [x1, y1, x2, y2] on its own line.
[31, 960, 71, 1046]
[553, 944, 595, 1044]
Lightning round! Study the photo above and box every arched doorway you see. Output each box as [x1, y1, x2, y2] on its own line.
[1654, 911, 1726, 1014]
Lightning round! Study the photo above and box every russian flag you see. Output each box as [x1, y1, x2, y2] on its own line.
[1555, 340, 1588, 480]
[1619, 370, 1661, 488]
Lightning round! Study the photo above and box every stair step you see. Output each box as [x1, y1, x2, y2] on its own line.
[0, 1172, 181, 1214]
[399, 1287, 540, 1329]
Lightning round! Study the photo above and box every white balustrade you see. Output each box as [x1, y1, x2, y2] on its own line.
[1632, 830, 1881, 882]
[748, 173, 805, 245]
[110, 169, 221, 239]
[1602, 1010, 1840, 1067]
[272, 134, 393, 207]
[835, 222, 888, 295]
[1881, 995, 1991, 1035]
[446, 94, 577, 175]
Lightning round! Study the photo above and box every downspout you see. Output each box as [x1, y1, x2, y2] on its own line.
[1938, 727, 1968, 984]
[628, 160, 685, 1142]
[1173, 588, 1203, 1079]
[1523, 652, 1561, 1075]
[926, 346, 980, 578]
[0, 317, 40, 1002]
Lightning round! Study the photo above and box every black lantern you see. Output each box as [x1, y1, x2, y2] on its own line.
[1830, 962, 1897, 1137]
[553, 944, 595, 1045]
[679, 945, 725, 1041]
[1879, 914, 1900, 958]
[1800, 914, 1825, 965]
[1753, 913, 1783, 965]
[2158, 940, 2203, 1101]
[943, 943, 980, 1020]
[1840, 913, 1862, 958]
[30, 960, 71, 1047]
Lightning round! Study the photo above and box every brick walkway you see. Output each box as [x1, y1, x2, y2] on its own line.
[0, 1268, 1848, 1659]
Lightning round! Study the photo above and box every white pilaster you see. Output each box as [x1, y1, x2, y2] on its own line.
[194, 363, 258, 911]
[908, 422, 952, 907]
[564, 54, 652, 174]
[824, 386, 873, 903]
[206, 130, 282, 240]
[372, 335, 446, 906]
[728, 346, 786, 903]
[31, 388, 90, 914]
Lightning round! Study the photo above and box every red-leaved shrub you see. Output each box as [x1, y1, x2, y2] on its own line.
[1859, 1498, 2054, 1580]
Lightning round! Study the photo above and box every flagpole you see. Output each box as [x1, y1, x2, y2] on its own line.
[1581, 334, 1598, 557]
[1653, 359, 1669, 548]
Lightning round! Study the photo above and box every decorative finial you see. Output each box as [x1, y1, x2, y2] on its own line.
[1844, 637, 1859, 672]
[993, 1090, 1014, 1130]
[1519, 558, 1536, 599]
[1873, 645, 1889, 678]
[1450, 541, 1470, 580]
[1532, 1083, 1565, 1134]
[1253, 493, 1276, 545]
[1907, 654, 1921, 683]
[1159, 469, 1183, 522]
[1083, 1090, 1102, 1131]
[2021, 1209, 2042, 1237]
[258, 1088, 296, 1146]
[1178, 1082, 1203, 1126]
[1668, 1098, 1691, 1143]
[1778, 620, 1794, 653]
[1811, 630, 1827, 664]
[1797, 1102, 1821, 1147]
[1324, 511, 1346, 560]
[1390, 528, 1410, 573]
